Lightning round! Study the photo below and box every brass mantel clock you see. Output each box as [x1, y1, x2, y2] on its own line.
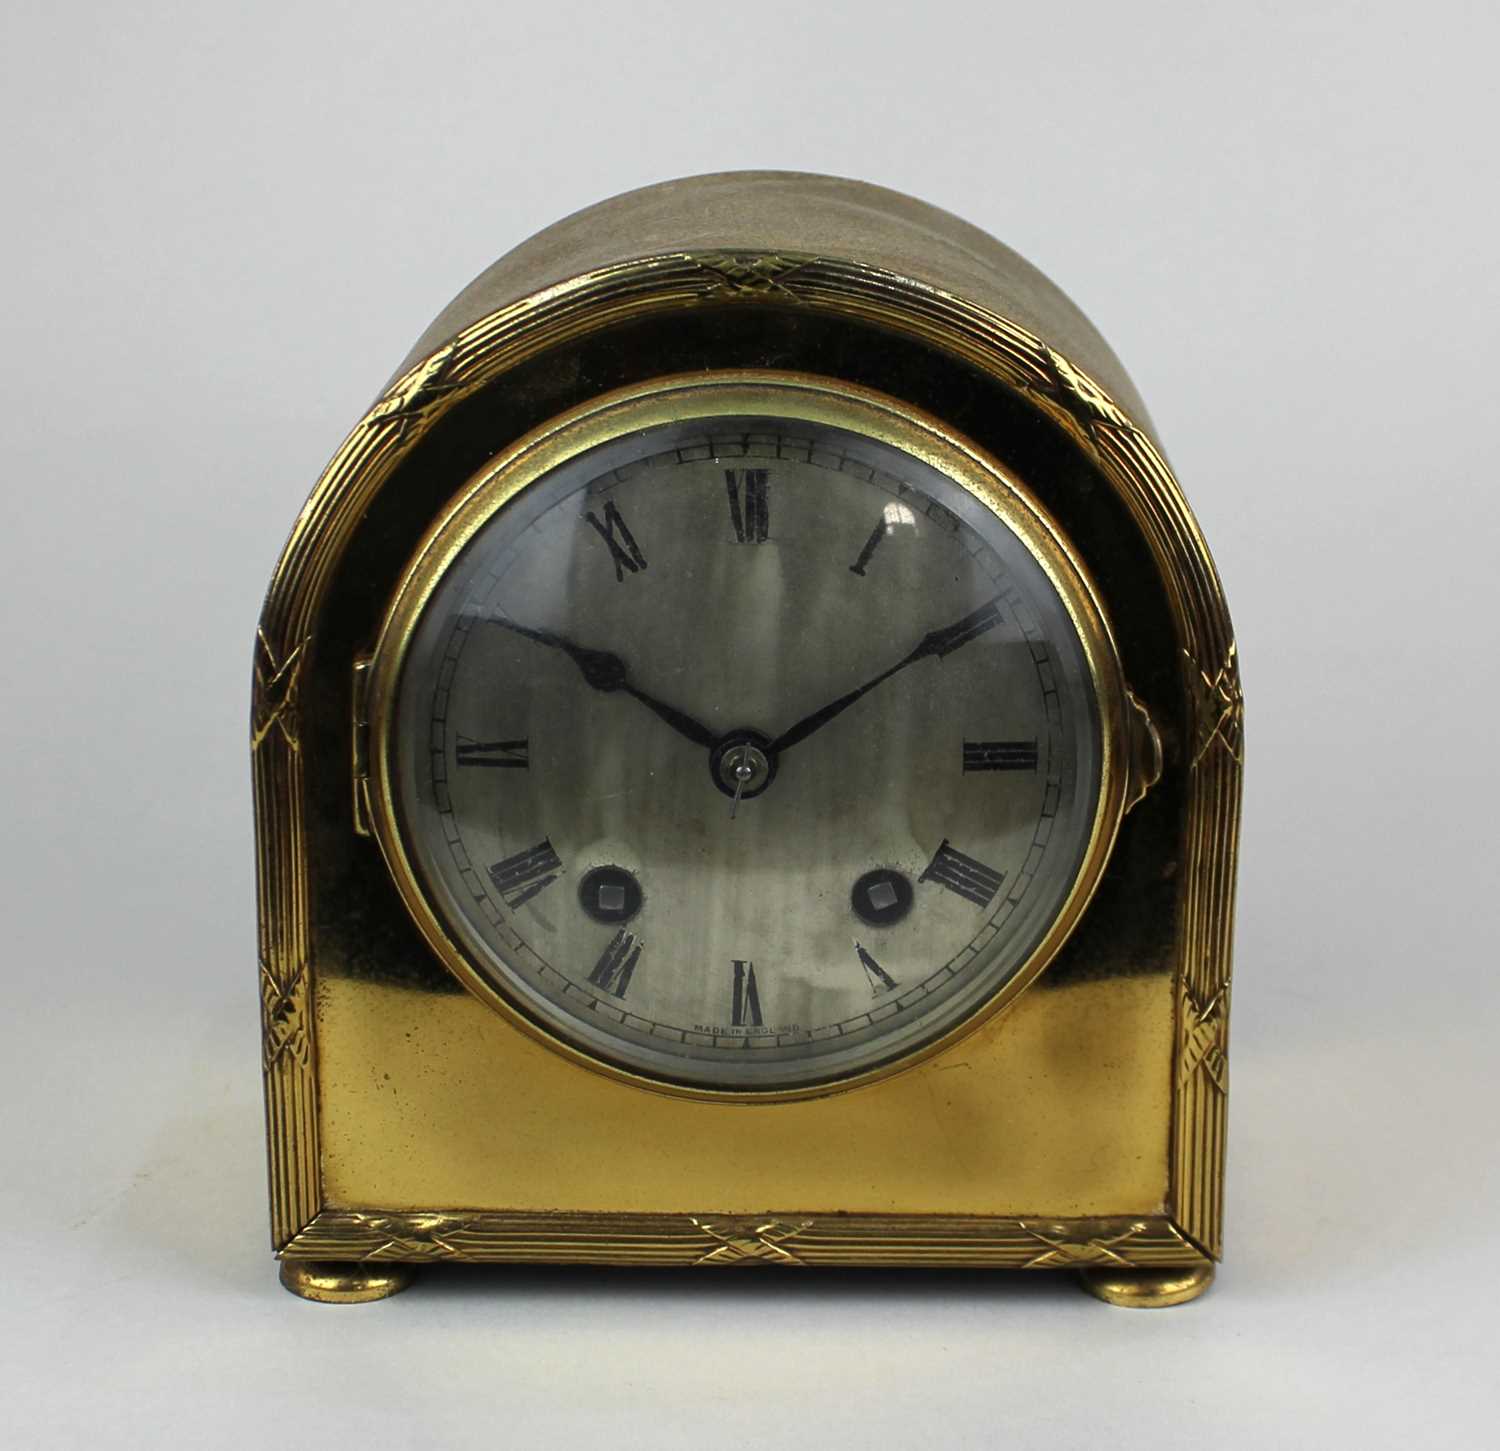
[252, 172, 1242, 1307]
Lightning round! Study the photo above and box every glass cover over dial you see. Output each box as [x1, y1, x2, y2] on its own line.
[379, 383, 1111, 1091]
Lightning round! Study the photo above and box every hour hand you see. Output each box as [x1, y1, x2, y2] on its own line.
[481, 614, 718, 751]
[489, 618, 628, 691]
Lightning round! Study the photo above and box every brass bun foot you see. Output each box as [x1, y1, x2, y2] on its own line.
[278, 1259, 417, 1304]
[1077, 1262, 1215, 1308]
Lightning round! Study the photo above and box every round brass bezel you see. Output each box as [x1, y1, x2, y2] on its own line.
[365, 370, 1133, 1102]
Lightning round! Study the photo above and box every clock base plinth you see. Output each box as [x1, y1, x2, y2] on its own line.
[1076, 1262, 1215, 1308]
[278, 1259, 417, 1304]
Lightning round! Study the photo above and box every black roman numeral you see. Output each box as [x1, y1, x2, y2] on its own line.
[854, 941, 898, 996]
[588, 930, 642, 998]
[848, 520, 887, 576]
[962, 739, 1038, 772]
[456, 736, 529, 769]
[919, 839, 1005, 908]
[731, 959, 763, 1028]
[488, 838, 562, 909]
[584, 500, 648, 581]
[725, 469, 770, 543]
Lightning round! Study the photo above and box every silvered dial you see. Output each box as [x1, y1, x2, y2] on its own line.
[386, 404, 1105, 1090]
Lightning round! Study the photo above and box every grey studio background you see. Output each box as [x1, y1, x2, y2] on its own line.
[3, 3, 1496, 1447]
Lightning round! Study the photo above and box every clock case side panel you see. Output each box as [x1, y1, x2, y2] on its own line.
[253, 205, 1238, 1264]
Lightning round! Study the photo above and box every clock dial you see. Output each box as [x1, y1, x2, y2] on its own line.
[382, 395, 1111, 1091]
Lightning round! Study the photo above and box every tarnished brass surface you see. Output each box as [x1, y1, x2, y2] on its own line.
[392, 172, 1157, 436]
[253, 172, 1240, 1290]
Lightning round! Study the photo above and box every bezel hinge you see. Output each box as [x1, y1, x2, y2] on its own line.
[1124, 689, 1163, 813]
[351, 654, 373, 836]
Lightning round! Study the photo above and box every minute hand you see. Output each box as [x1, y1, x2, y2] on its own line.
[768, 597, 1003, 755]
[481, 615, 718, 751]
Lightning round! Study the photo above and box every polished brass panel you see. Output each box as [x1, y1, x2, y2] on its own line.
[252, 172, 1240, 1286]
[313, 972, 1172, 1217]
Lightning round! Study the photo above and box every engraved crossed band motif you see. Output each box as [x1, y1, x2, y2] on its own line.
[365, 339, 462, 435]
[690, 1217, 811, 1266]
[690, 252, 813, 301]
[356, 1214, 477, 1260]
[1179, 984, 1229, 1095]
[1019, 1222, 1147, 1270]
[259, 963, 309, 1072]
[252, 630, 307, 753]
[1189, 642, 1244, 767]
[1040, 345, 1130, 427]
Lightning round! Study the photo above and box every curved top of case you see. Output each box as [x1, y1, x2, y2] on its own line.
[391, 170, 1155, 439]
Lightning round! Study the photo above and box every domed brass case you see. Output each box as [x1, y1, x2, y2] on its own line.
[253, 173, 1240, 1300]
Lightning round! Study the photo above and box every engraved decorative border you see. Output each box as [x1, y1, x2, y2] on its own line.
[252, 629, 317, 1247]
[255, 249, 1239, 1259]
[281, 1211, 1205, 1271]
